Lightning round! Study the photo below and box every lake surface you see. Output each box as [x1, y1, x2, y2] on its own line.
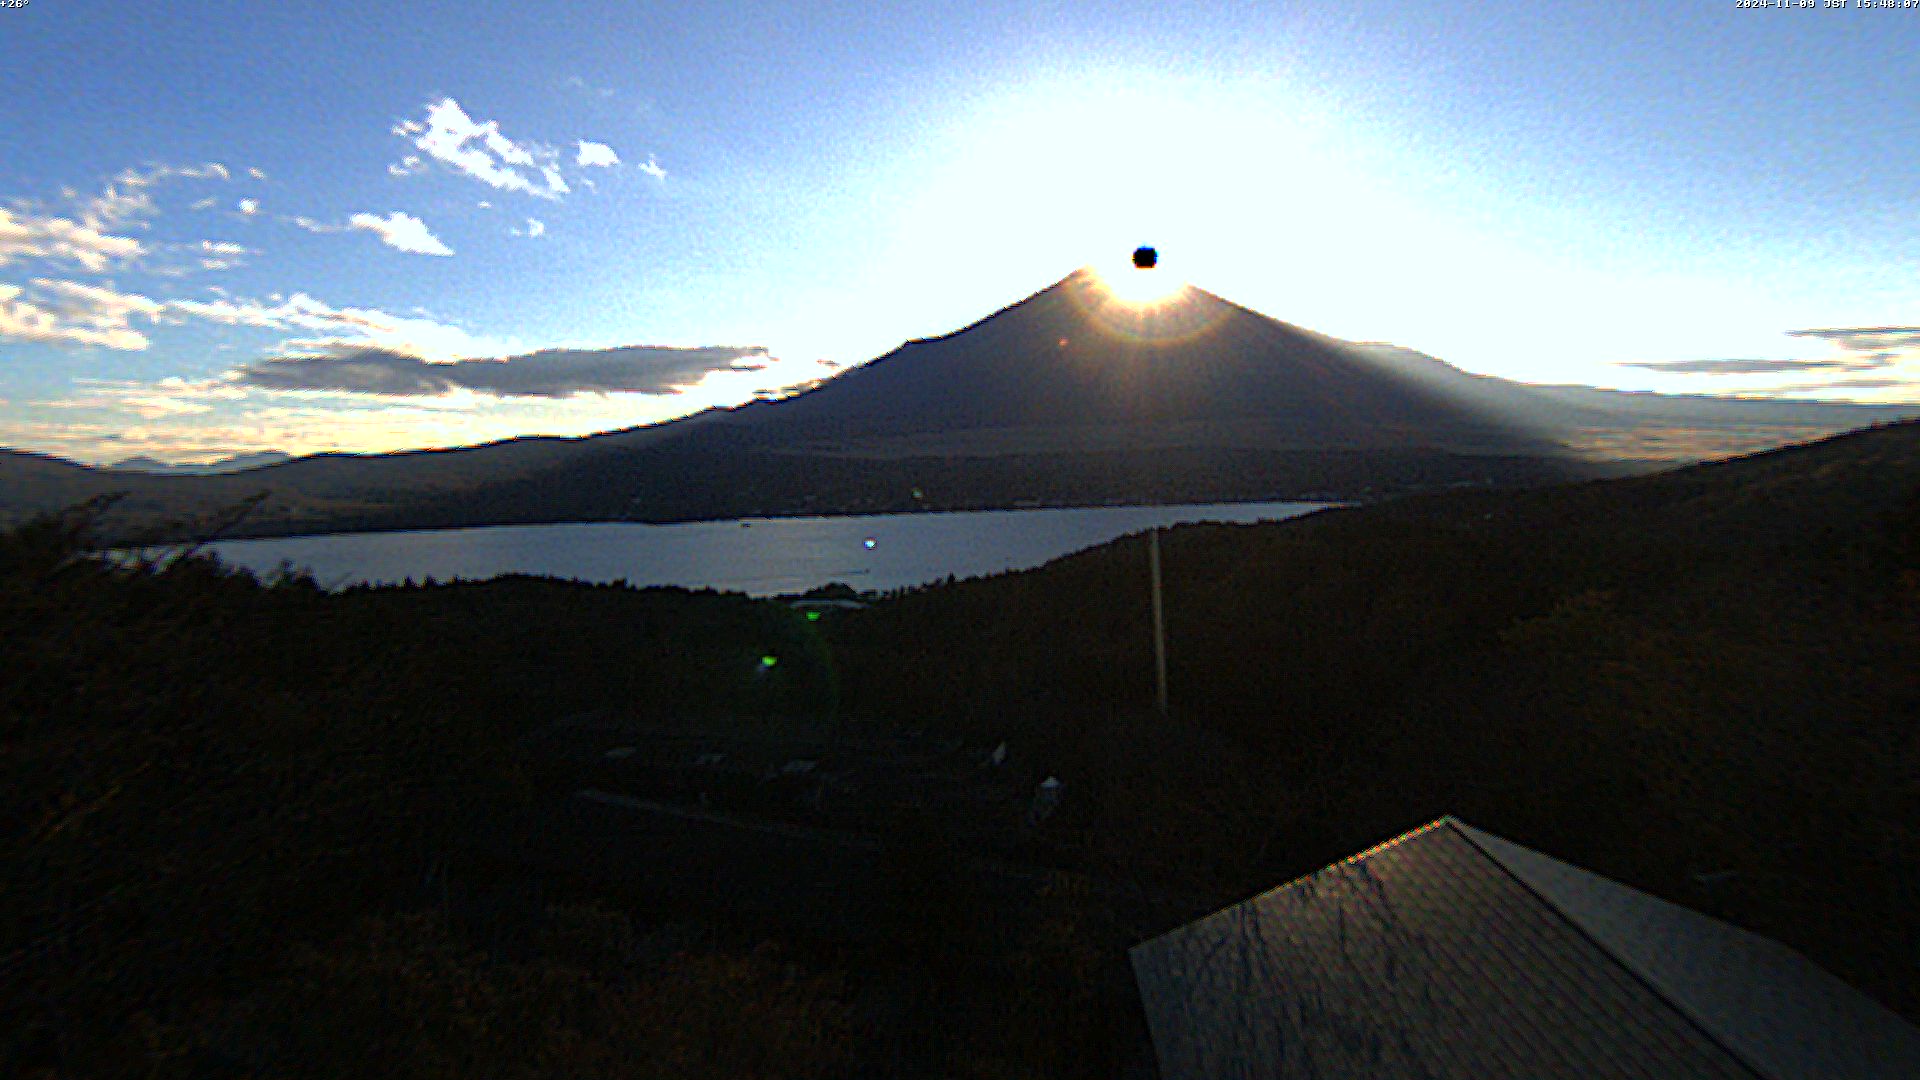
[205, 501, 1335, 596]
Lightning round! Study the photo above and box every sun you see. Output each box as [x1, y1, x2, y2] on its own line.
[1067, 248, 1224, 345]
[1091, 251, 1188, 307]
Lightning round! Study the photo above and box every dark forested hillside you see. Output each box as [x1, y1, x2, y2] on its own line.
[5, 420, 1918, 1076]
[828, 418, 1920, 1017]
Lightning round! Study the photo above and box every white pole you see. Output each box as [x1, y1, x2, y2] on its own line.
[1150, 527, 1168, 714]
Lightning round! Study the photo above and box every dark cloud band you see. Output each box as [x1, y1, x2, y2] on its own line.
[235, 343, 773, 398]
[1787, 326, 1920, 346]
[1618, 358, 1857, 375]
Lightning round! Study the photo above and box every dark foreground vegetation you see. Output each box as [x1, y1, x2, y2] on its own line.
[6, 419, 1919, 1076]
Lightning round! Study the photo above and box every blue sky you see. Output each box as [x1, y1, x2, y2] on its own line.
[3, 0, 1917, 462]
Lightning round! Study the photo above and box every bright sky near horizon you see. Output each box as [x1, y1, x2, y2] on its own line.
[3, 0, 1917, 463]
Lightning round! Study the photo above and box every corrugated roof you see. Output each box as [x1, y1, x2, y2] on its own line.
[1130, 817, 1920, 1080]
[1454, 821, 1920, 1080]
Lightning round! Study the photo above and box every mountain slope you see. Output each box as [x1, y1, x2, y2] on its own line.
[5, 268, 1918, 540]
[675, 270, 1566, 455]
[1345, 341, 1920, 461]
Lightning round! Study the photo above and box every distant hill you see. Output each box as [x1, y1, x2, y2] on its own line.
[3, 268, 1917, 541]
[109, 451, 293, 475]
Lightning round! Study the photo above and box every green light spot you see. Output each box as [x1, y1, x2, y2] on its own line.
[760, 655, 779, 668]
[805, 611, 821, 622]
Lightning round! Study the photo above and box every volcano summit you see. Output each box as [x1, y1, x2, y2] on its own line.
[690, 267, 1569, 459]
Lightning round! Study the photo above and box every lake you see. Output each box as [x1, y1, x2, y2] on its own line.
[201, 501, 1335, 597]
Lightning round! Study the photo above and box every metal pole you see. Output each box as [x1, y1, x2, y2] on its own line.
[1149, 527, 1168, 714]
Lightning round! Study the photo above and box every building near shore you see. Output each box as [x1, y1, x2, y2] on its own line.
[1131, 816, 1920, 1080]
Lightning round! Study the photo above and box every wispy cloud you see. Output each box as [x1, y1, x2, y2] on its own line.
[233, 343, 773, 398]
[76, 162, 231, 229]
[35, 376, 238, 419]
[1618, 357, 1864, 375]
[195, 239, 251, 270]
[1751, 376, 1914, 397]
[0, 278, 500, 365]
[0, 207, 144, 273]
[1787, 325, 1920, 348]
[563, 75, 616, 99]
[576, 140, 620, 168]
[0, 279, 162, 350]
[1784, 326, 1920, 372]
[6, 399, 549, 465]
[294, 210, 455, 255]
[347, 211, 453, 256]
[638, 155, 667, 181]
[1621, 322, 1920, 403]
[34, 278, 167, 322]
[237, 198, 259, 216]
[511, 218, 545, 238]
[164, 290, 512, 360]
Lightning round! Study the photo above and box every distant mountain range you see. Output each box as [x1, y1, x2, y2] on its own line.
[4, 268, 1917, 542]
[108, 451, 293, 475]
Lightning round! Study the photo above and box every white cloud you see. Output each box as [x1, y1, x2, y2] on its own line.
[34, 277, 167, 322]
[80, 186, 153, 231]
[36, 377, 229, 419]
[0, 207, 145, 272]
[392, 97, 571, 199]
[0, 163, 255, 278]
[1626, 323, 1920, 403]
[78, 162, 230, 229]
[388, 155, 425, 177]
[512, 218, 546, 238]
[237, 198, 259, 215]
[638, 155, 667, 181]
[0, 279, 162, 350]
[347, 210, 454, 256]
[165, 289, 514, 360]
[194, 239, 251, 271]
[477, 200, 493, 209]
[3, 399, 527, 464]
[576, 140, 620, 168]
[484, 127, 535, 167]
[248, 167, 267, 180]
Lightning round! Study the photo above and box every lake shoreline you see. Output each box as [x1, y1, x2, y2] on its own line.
[147, 494, 1350, 546]
[182, 500, 1342, 597]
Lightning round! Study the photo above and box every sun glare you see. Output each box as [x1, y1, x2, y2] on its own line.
[1093, 256, 1188, 307]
